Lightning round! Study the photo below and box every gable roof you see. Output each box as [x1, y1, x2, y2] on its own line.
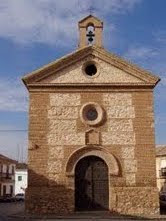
[78, 15, 103, 26]
[22, 45, 160, 89]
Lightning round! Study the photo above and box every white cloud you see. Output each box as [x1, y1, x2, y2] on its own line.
[0, 0, 142, 46]
[124, 46, 159, 61]
[0, 77, 28, 112]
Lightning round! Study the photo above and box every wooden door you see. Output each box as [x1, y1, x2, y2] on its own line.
[75, 156, 109, 211]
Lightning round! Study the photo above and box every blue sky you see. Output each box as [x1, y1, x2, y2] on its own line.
[0, 0, 165, 161]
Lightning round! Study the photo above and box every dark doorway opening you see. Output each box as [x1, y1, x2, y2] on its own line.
[75, 156, 109, 211]
[3, 185, 6, 196]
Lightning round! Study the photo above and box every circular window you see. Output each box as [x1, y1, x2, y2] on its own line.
[80, 102, 104, 126]
[85, 64, 97, 76]
[86, 108, 98, 121]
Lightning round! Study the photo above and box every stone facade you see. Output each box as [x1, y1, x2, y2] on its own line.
[23, 15, 160, 216]
[40, 57, 144, 84]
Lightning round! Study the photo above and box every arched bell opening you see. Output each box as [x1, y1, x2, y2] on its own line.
[75, 155, 109, 211]
[86, 23, 95, 45]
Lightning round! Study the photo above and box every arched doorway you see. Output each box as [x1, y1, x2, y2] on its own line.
[75, 156, 109, 211]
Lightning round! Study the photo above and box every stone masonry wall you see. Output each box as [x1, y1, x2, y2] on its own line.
[26, 90, 159, 215]
[112, 187, 159, 215]
[28, 93, 49, 186]
[47, 92, 137, 186]
[133, 92, 157, 187]
[26, 93, 49, 213]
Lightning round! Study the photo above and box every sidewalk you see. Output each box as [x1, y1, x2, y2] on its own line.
[10, 211, 166, 220]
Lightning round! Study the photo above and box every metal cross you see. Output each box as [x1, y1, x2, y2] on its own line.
[89, 5, 95, 15]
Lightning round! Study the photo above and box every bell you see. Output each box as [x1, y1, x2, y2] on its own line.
[87, 30, 95, 44]
[88, 37, 93, 43]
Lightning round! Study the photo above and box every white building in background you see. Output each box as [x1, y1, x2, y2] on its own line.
[15, 163, 28, 195]
[156, 146, 166, 193]
[0, 154, 17, 197]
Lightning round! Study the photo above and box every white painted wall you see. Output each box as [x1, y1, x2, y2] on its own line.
[14, 169, 28, 195]
[0, 164, 15, 174]
[1, 183, 15, 196]
[156, 156, 166, 192]
[0, 163, 15, 196]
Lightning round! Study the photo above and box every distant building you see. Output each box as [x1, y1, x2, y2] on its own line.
[15, 163, 28, 195]
[156, 146, 166, 193]
[0, 154, 17, 197]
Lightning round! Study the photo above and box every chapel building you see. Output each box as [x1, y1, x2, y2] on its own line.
[22, 15, 160, 216]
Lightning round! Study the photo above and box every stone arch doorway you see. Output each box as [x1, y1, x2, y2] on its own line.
[75, 155, 109, 211]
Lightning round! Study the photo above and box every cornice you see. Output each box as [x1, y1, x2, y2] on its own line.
[93, 47, 160, 84]
[27, 83, 154, 93]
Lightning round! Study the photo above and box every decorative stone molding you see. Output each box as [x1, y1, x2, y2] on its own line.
[80, 102, 104, 126]
[85, 129, 100, 145]
[82, 60, 100, 79]
[65, 145, 120, 177]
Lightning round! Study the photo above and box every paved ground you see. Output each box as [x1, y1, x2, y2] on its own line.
[0, 201, 24, 221]
[0, 202, 166, 221]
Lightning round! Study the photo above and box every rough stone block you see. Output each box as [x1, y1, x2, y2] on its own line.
[121, 146, 135, 159]
[102, 132, 135, 145]
[49, 120, 76, 133]
[49, 93, 81, 106]
[106, 106, 135, 118]
[103, 93, 132, 106]
[108, 119, 133, 131]
[126, 173, 136, 186]
[124, 159, 137, 173]
[48, 106, 78, 119]
[48, 132, 85, 146]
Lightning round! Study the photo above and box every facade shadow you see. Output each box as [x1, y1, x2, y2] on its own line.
[24, 168, 159, 220]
